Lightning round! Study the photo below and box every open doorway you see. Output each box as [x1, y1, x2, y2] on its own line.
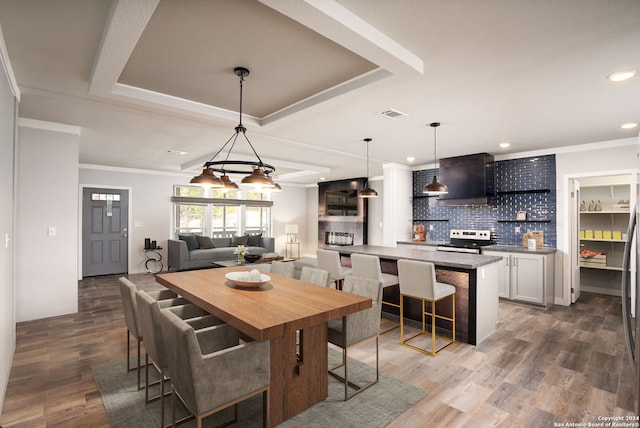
[569, 171, 636, 304]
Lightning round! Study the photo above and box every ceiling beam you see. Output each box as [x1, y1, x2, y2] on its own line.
[258, 0, 423, 76]
[89, 0, 159, 96]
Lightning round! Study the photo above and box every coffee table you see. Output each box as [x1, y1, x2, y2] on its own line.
[214, 257, 294, 268]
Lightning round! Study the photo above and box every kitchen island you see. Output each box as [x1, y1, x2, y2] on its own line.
[329, 245, 502, 345]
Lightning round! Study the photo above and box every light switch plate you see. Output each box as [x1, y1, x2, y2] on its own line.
[48, 226, 56, 237]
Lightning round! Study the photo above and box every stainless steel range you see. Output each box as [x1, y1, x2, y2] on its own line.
[436, 229, 494, 254]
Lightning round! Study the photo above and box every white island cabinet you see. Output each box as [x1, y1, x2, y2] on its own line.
[483, 247, 555, 307]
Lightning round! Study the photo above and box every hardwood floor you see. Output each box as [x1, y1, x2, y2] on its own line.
[0, 274, 637, 427]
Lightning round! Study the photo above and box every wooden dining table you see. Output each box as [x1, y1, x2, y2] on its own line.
[156, 266, 372, 427]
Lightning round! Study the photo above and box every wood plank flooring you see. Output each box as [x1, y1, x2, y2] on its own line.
[0, 273, 637, 427]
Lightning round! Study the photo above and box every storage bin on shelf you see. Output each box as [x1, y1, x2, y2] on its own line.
[579, 250, 607, 267]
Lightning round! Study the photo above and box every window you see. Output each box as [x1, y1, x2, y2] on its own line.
[172, 185, 273, 238]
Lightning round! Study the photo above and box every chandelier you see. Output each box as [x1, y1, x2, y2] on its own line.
[190, 67, 281, 192]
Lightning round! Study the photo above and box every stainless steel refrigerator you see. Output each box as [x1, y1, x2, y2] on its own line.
[622, 134, 640, 414]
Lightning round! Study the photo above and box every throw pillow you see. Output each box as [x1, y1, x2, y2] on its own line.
[247, 233, 262, 247]
[231, 235, 249, 246]
[195, 235, 215, 249]
[178, 234, 199, 251]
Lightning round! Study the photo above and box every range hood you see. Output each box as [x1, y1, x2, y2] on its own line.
[437, 153, 495, 206]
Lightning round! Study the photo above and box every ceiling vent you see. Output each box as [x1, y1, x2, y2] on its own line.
[378, 108, 408, 120]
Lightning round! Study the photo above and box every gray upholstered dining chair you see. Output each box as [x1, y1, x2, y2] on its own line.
[327, 275, 383, 400]
[270, 260, 295, 278]
[348, 253, 400, 334]
[397, 259, 456, 356]
[118, 277, 181, 390]
[136, 291, 223, 428]
[300, 266, 330, 287]
[316, 249, 352, 289]
[160, 306, 271, 428]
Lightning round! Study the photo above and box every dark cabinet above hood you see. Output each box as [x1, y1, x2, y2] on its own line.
[437, 153, 495, 206]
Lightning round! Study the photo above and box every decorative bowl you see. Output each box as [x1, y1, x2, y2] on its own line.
[243, 254, 262, 263]
[225, 271, 270, 288]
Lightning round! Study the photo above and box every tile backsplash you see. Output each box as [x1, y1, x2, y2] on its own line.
[413, 154, 556, 247]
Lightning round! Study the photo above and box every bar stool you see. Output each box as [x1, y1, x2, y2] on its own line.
[316, 249, 351, 290]
[349, 253, 400, 334]
[397, 259, 456, 356]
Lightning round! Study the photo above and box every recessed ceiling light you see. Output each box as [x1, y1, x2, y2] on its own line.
[499, 142, 511, 148]
[165, 149, 188, 155]
[621, 122, 638, 129]
[608, 70, 636, 82]
[406, 156, 415, 162]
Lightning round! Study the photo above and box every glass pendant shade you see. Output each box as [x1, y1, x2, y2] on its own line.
[190, 168, 224, 187]
[424, 175, 448, 195]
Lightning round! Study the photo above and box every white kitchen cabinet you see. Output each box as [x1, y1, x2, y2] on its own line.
[483, 250, 554, 307]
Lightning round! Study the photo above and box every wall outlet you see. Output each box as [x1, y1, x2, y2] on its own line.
[429, 224, 434, 231]
[48, 226, 56, 237]
[515, 226, 520, 233]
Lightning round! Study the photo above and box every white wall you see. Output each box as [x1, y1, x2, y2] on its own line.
[367, 176, 384, 245]
[382, 164, 412, 246]
[270, 185, 310, 257]
[15, 120, 79, 322]
[0, 34, 18, 415]
[304, 185, 319, 256]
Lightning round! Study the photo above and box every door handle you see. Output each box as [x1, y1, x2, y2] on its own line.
[122, 228, 128, 238]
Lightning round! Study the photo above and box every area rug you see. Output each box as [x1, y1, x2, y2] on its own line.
[93, 349, 426, 427]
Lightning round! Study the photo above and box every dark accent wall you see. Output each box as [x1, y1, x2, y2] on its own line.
[318, 178, 368, 247]
[413, 155, 556, 247]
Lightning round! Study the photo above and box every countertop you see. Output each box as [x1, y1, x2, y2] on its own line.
[397, 240, 439, 247]
[397, 241, 557, 255]
[482, 245, 557, 255]
[328, 244, 502, 270]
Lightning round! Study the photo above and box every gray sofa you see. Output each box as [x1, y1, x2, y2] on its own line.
[167, 236, 275, 271]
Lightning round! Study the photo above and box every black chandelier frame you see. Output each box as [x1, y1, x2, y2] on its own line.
[191, 66, 279, 190]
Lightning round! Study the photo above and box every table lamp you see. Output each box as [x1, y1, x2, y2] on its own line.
[285, 224, 298, 243]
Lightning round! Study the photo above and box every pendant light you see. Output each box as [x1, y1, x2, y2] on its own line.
[423, 122, 448, 195]
[359, 138, 378, 198]
[190, 67, 280, 191]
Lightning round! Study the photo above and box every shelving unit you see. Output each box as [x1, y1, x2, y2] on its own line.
[496, 189, 551, 195]
[496, 188, 553, 223]
[578, 180, 631, 295]
[497, 220, 552, 223]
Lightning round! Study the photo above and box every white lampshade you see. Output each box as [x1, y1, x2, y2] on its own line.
[285, 224, 298, 234]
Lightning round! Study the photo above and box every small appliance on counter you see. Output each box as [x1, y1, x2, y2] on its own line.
[436, 229, 494, 254]
[412, 225, 426, 242]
